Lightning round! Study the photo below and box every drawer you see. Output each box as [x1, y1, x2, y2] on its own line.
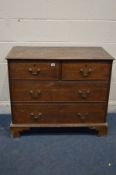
[12, 103, 106, 124]
[9, 61, 60, 80]
[11, 80, 108, 102]
[62, 61, 111, 80]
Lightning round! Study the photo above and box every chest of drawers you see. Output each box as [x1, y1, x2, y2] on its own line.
[6, 47, 114, 137]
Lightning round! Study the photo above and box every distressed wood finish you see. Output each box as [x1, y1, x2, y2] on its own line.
[7, 47, 113, 60]
[6, 47, 114, 137]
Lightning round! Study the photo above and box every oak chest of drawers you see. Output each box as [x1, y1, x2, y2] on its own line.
[6, 47, 114, 137]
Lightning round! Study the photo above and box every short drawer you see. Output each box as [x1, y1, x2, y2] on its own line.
[12, 103, 106, 124]
[9, 61, 60, 80]
[62, 61, 111, 80]
[10, 81, 108, 102]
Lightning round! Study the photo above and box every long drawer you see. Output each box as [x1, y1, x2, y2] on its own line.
[10, 81, 109, 102]
[12, 103, 106, 124]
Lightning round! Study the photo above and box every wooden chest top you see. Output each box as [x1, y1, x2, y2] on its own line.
[6, 46, 114, 60]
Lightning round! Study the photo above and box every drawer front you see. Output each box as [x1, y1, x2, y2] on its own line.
[9, 61, 60, 80]
[11, 81, 108, 102]
[62, 61, 111, 80]
[12, 103, 106, 124]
